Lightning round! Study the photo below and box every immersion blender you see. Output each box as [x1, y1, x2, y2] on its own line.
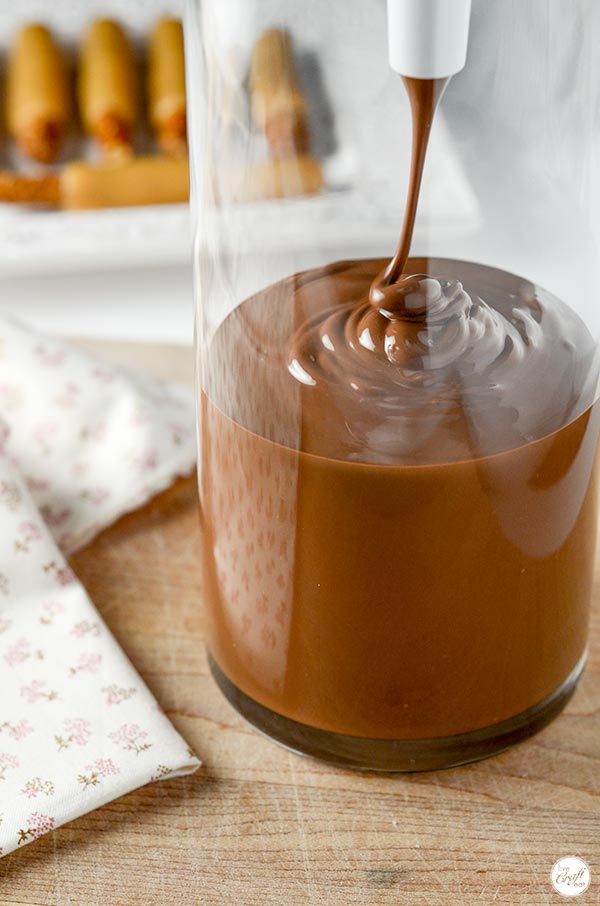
[386, 0, 472, 79]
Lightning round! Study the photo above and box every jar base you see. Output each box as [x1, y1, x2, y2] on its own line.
[208, 651, 586, 772]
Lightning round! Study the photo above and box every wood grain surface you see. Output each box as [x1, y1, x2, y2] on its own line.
[1, 342, 599, 906]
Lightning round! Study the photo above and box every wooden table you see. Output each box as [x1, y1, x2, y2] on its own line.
[1, 342, 599, 906]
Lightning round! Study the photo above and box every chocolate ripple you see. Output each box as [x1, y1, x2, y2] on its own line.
[285, 258, 594, 465]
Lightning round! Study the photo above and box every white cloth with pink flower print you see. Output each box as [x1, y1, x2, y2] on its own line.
[0, 318, 200, 858]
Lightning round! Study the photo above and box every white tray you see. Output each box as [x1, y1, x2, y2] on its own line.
[0, 0, 479, 278]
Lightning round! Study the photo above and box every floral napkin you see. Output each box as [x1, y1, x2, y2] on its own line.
[0, 318, 200, 857]
[0, 319, 196, 554]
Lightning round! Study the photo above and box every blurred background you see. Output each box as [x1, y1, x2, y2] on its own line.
[0, 0, 482, 347]
[2, 0, 598, 345]
[0, 0, 190, 344]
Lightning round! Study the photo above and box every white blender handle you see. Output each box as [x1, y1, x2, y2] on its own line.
[387, 0, 472, 79]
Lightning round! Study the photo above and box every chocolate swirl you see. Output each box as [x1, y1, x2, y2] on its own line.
[291, 272, 523, 386]
[293, 273, 510, 379]
[285, 258, 593, 464]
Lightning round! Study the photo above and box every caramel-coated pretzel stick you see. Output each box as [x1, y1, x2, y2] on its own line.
[0, 156, 188, 209]
[78, 20, 138, 159]
[148, 18, 187, 156]
[6, 24, 70, 164]
[0, 154, 322, 210]
[249, 28, 310, 158]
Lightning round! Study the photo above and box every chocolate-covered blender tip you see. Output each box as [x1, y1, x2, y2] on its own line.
[200, 74, 599, 748]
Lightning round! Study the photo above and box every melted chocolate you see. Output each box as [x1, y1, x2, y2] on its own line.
[286, 258, 594, 464]
[282, 76, 594, 465]
[370, 77, 448, 290]
[199, 75, 599, 741]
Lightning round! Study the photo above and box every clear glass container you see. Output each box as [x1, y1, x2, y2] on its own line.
[186, 0, 600, 770]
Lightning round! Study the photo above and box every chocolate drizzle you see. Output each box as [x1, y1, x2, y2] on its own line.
[370, 76, 448, 297]
[282, 76, 594, 464]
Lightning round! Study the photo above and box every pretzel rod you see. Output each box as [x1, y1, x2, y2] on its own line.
[148, 18, 187, 156]
[215, 155, 323, 204]
[0, 158, 186, 209]
[7, 25, 70, 164]
[78, 20, 138, 159]
[249, 29, 310, 158]
[0, 171, 60, 206]
[0, 153, 322, 210]
[60, 156, 189, 209]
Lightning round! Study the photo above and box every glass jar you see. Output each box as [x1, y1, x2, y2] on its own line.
[186, 0, 600, 770]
